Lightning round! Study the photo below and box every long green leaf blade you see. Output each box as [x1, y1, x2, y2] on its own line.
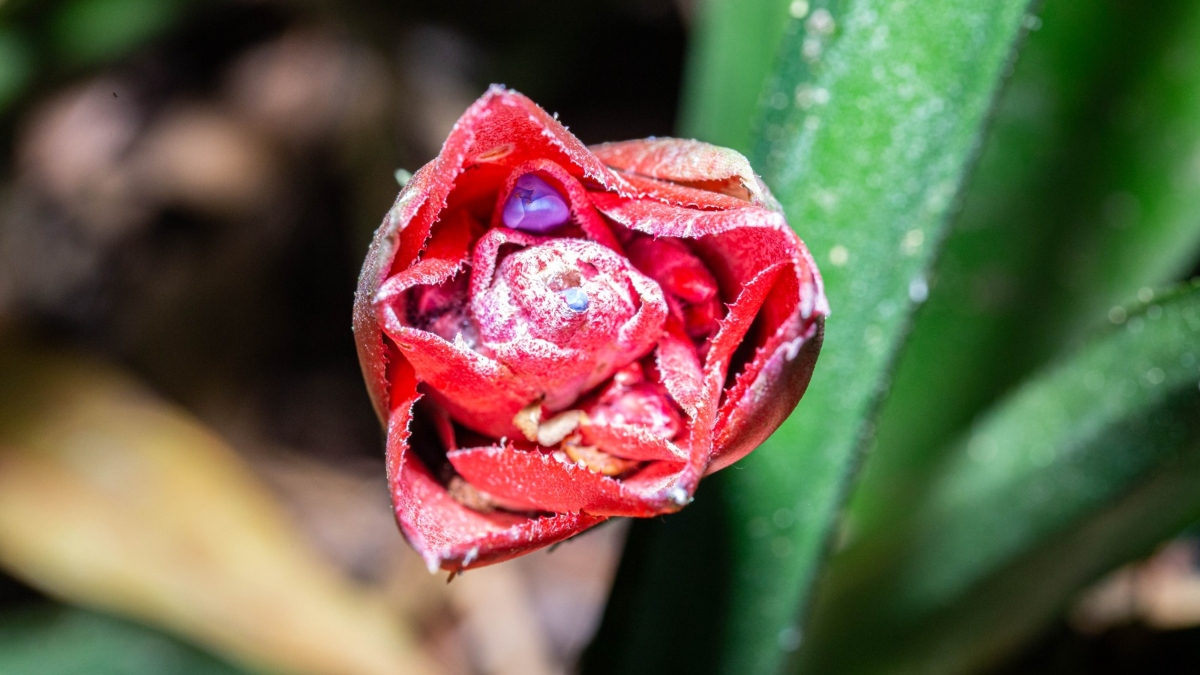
[727, 1, 1037, 671]
[850, 0, 1200, 541]
[803, 282, 1200, 674]
[678, 0, 795, 152]
[588, 1, 1037, 673]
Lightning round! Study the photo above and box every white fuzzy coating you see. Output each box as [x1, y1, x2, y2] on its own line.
[471, 239, 666, 410]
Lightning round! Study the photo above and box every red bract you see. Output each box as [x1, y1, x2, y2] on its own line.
[353, 86, 827, 573]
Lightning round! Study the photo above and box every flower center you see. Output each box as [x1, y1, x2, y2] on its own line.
[560, 286, 590, 312]
[472, 238, 666, 409]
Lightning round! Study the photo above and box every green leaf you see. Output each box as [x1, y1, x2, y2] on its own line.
[802, 282, 1200, 674]
[0, 26, 33, 110]
[0, 604, 247, 675]
[678, 0, 795, 152]
[850, 0, 1200, 542]
[50, 0, 183, 67]
[587, 1, 1037, 673]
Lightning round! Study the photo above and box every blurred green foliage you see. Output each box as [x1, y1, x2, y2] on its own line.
[678, 0, 791, 153]
[49, 0, 183, 66]
[0, 605, 245, 675]
[0, 0, 189, 115]
[0, 27, 33, 109]
[592, 0, 1200, 674]
[804, 282, 1200, 674]
[853, 0, 1200, 543]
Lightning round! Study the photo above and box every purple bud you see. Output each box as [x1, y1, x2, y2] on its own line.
[502, 174, 570, 233]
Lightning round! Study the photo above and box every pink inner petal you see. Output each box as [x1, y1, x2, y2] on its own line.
[447, 445, 684, 517]
[470, 233, 667, 411]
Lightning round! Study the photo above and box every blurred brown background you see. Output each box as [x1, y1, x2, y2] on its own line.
[0, 1, 686, 673]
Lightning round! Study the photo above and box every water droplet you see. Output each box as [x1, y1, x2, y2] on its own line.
[560, 287, 589, 312]
[908, 277, 929, 303]
[748, 517, 770, 539]
[772, 508, 796, 529]
[802, 36, 823, 61]
[901, 228, 925, 255]
[869, 24, 889, 50]
[667, 486, 691, 506]
[864, 324, 884, 354]
[829, 245, 849, 266]
[794, 84, 829, 109]
[789, 0, 809, 19]
[795, 84, 815, 108]
[1029, 444, 1056, 468]
[771, 536, 792, 558]
[777, 625, 803, 652]
[462, 546, 479, 567]
[968, 434, 997, 463]
[807, 8, 836, 35]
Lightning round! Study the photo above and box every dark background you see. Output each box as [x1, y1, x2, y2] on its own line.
[0, 1, 1196, 672]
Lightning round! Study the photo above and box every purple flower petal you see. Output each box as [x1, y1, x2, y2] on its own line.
[502, 174, 571, 232]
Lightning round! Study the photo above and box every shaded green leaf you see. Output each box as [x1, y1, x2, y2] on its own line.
[802, 282, 1200, 674]
[851, 0, 1200, 542]
[0, 26, 33, 110]
[678, 0, 795, 152]
[0, 604, 247, 675]
[51, 0, 183, 67]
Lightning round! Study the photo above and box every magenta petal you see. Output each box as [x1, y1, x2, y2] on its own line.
[396, 449, 606, 572]
[447, 445, 684, 517]
[468, 228, 667, 412]
[710, 315, 824, 474]
[579, 422, 687, 462]
[590, 137, 770, 205]
[383, 359, 606, 572]
[655, 323, 707, 417]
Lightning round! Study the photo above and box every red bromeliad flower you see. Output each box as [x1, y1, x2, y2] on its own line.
[354, 86, 827, 573]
